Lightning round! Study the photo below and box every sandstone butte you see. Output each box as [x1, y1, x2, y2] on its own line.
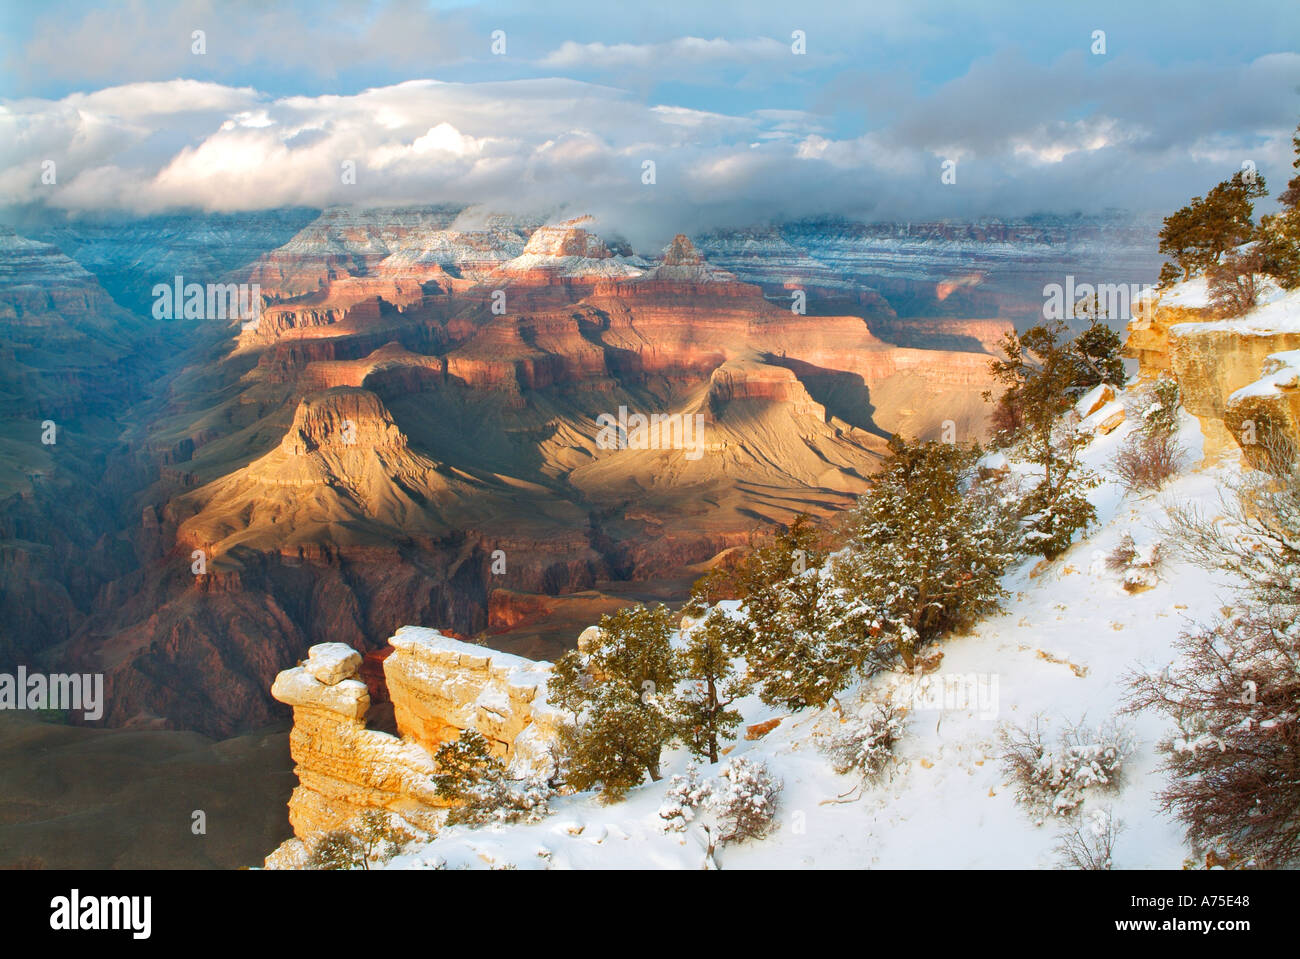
[1124, 278, 1300, 464]
[265, 629, 566, 867]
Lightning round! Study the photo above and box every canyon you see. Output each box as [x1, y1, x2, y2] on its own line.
[0, 205, 1170, 867]
[26, 209, 1035, 740]
[0, 208, 1165, 856]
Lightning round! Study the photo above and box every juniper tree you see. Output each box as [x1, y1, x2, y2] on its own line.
[306, 830, 367, 870]
[728, 515, 864, 711]
[432, 727, 555, 825]
[987, 317, 1126, 442]
[1259, 118, 1300, 288]
[305, 810, 413, 868]
[432, 727, 501, 804]
[1158, 169, 1268, 281]
[833, 436, 1019, 669]
[678, 605, 751, 763]
[548, 603, 681, 800]
[986, 319, 1107, 558]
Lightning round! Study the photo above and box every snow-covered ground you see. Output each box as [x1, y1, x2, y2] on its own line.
[383, 402, 1244, 870]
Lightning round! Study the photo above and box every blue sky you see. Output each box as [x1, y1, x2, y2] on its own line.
[1, 0, 1298, 241]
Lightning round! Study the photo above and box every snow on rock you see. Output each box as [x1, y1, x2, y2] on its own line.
[1168, 284, 1298, 337]
[304, 642, 363, 686]
[1074, 383, 1117, 420]
[1078, 399, 1126, 435]
[1129, 280, 1300, 462]
[271, 667, 369, 720]
[1229, 349, 1300, 402]
[384, 626, 563, 773]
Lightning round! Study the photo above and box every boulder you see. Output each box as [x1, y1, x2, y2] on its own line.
[304, 642, 362, 686]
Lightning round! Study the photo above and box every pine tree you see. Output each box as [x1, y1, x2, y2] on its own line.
[987, 318, 1125, 442]
[548, 604, 681, 801]
[1259, 118, 1300, 289]
[1069, 318, 1126, 390]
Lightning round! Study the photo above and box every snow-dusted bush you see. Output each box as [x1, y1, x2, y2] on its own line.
[1111, 430, 1187, 493]
[659, 757, 782, 858]
[433, 728, 554, 826]
[1129, 608, 1300, 867]
[657, 762, 713, 833]
[305, 831, 365, 870]
[1106, 532, 1164, 592]
[824, 701, 904, 783]
[1137, 377, 1182, 438]
[713, 756, 782, 843]
[1000, 716, 1134, 823]
[1207, 248, 1267, 317]
[1111, 378, 1187, 492]
[304, 809, 416, 870]
[1055, 808, 1124, 870]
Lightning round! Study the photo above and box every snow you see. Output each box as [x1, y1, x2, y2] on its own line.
[303, 642, 362, 685]
[1229, 349, 1300, 402]
[1170, 286, 1300, 336]
[1157, 276, 1210, 309]
[378, 403, 1246, 870]
[500, 251, 646, 278]
[389, 626, 554, 689]
[1073, 383, 1114, 419]
[1078, 399, 1125, 434]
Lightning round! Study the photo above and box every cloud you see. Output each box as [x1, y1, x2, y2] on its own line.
[540, 36, 791, 70]
[7, 0, 476, 89]
[2, 46, 1298, 249]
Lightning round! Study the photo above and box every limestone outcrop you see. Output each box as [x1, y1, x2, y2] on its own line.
[1124, 283, 1300, 461]
[385, 626, 565, 775]
[1225, 348, 1300, 467]
[266, 631, 560, 863]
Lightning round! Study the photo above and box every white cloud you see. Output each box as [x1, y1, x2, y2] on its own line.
[541, 36, 789, 70]
[2, 48, 1297, 245]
